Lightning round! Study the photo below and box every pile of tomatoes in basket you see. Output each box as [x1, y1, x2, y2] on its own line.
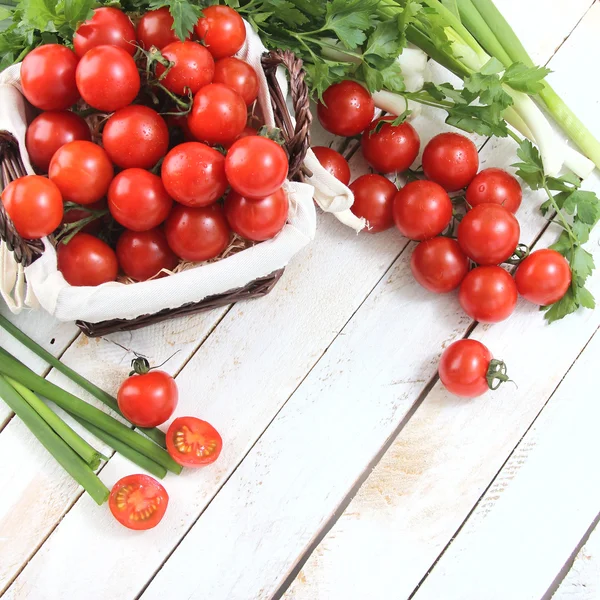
[2, 5, 290, 286]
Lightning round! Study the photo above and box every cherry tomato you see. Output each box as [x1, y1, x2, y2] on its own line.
[349, 174, 397, 233]
[109, 474, 168, 531]
[108, 169, 172, 231]
[194, 5, 246, 59]
[224, 125, 258, 149]
[49, 140, 114, 205]
[225, 136, 288, 199]
[57, 233, 118, 286]
[422, 133, 479, 192]
[61, 199, 106, 235]
[224, 188, 288, 241]
[411, 237, 470, 293]
[118, 368, 178, 427]
[187, 83, 246, 146]
[102, 105, 169, 170]
[466, 168, 522, 214]
[165, 204, 231, 262]
[76, 45, 140, 112]
[26, 111, 91, 173]
[312, 146, 350, 185]
[161, 142, 227, 207]
[73, 7, 136, 58]
[439, 339, 495, 398]
[459, 265, 518, 323]
[317, 81, 374, 137]
[361, 117, 420, 174]
[393, 180, 453, 241]
[213, 57, 259, 105]
[155, 41, 215, 96]
[166, 416, 222, 467]
[515, 249, 571, 305]
[20, 45, 80, 111]
[117, 228, 179, 281]
[2, 175, 63, 239]
[136, 7, 183, 50]
[458, 203, 520, 265]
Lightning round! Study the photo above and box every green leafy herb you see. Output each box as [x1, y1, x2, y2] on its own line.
[148, 0, 204, 40]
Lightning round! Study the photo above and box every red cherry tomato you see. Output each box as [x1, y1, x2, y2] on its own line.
[109, 474, 168, 531]
[422, 133, 479, 192]
[393, 180, 453, 240]
[459, 265, 518, 323]
[73, 7, 136, 58]
[361, 117, 420, 174]
[439, 339, 495, 398]
[76, 45, 140, 112]
[26, 111, 91, 173]
[317, 81, 374, 137]
[20, 45, 80, 111]
[117, 368, 178, 427]
[411, 237, 470, 293]
[108, 169, 172, 231]
[49, 140, 114, 205]
[212, 57, 259, 105]
[2, 175, 63, 239]
[349, 174, 397, 233]
[312, 146, 351, 185]
[102, 105, 169, 170]
[155, 41, 215, 96]
[458, 203, 520, 265]
[515, 249, 572, 305]
[466, 168, 522, 214]
[61, 199, 106, 235]
[166, 416, 222, 467]
[224, 188, 288, 241]
[161, 142, 227, 207]
[116, 228, 179, 282]
[57, 233, 118, 286]
[136, 7, 183, 50]
[194, 5, 246, 59]
[165, 204, 231, 262]
[225, 136, 288, 199]
[187, 83, 246, 146]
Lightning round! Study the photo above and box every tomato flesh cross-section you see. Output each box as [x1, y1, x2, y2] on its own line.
[109, 474, 168, 530]
[166, 417, 223, 467]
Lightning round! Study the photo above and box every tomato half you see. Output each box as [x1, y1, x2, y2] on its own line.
[136, 7, 183, 50]
[26, 111, 91, 173]
[225, 136, 288, 199]
[422, 133, 479, 192]
[166, 417, 223, 467]
[466, 168, 522, 214]
[312, 146, 351, 185]
[194, 5, 246, 59]
[73, 7, 136, 57]
[20, 44, 80, 111]
[459, 265, 518, 323]
[411, 237, 470, 293]
[109, 474, 168, 531]
[213, 57, 259, 105]
[76, 45, 140, 111]
[515, 249, 572, 305]
[439, 339, 494, 398]
[317, 81, 374, 137]
[349, 174, 397, 233]
[103, 105, 169, 170]
[161, 142, 227, 207]
[361, 117, 420, 174]
[457, 203, 520, 265]
[155, 41, 215, 96]
[393, 180, 453, 240]
[2, 175, 63, 239]
[57, 233, 118, 286]
[49, 140, 114, 205]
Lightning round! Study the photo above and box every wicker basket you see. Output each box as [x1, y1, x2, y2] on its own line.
[0, 49, 312, 337]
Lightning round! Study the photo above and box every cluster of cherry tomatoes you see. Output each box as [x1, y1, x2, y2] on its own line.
[313, 80, 573, 397]
[2, 5, 290, 287]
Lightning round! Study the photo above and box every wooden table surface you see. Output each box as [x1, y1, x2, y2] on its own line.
[1, 1, 600, 598]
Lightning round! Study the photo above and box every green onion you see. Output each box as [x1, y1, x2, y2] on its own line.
[0, 315, 166, 448]
[0, 375, 109, 505]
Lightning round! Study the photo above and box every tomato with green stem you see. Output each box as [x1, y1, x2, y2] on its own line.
[411, 237, 470, 293]
[466, 168, 522, 214]
[109, 474, 168, 530]
[312, 146, 351, 185]
[57, 233, 118, 287]
[195, 5, 246, 59]
[213, 57, 259, 105]
[515, 249, 572, 305]
[136, 7, 183, 50]
[166, 417, 222, 467]
[155, 41, 215, 96]
[349, 174, 397, 233]
[73, 7, 136, 57]
[61, 199, 107, 235]
[317, 81, 375, 137]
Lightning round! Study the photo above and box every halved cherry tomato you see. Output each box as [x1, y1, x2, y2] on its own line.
[439, 339, 495, 398]
[466, 168, 522, 214]
[195, 5, 246, 59]
[136, 7, 183, 50]
[411, 237, 470, 293]
[109, 474, 168, 531]
[312, 146, 351, 185]
[57, 233, 118, 286]
[213, 57, 259, 105]
[515, 249, 572, 305]
[349, 174, 397, 233]
[166, 416, 223, 467]
[73, 7, 136, 57]
[155, 41, 215, 96]
[317, 81, 374, 137]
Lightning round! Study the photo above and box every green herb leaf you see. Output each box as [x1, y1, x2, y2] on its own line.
[543, 288, 579, 323]
[502, 62, 551, 94]
[380, 61, 405, 93]
[363, 19, 403, 70]
[323, 0, 379, 50]
[149, 0, 204, 41]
